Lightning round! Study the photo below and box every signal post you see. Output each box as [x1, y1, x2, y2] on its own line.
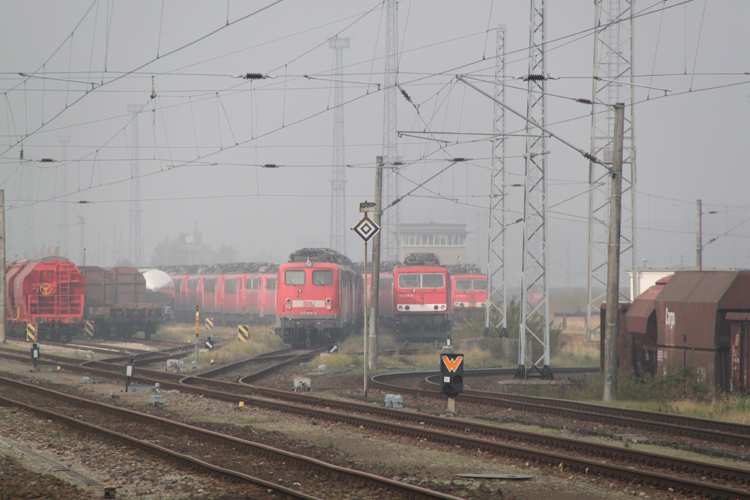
[352, 202, 380, 396]
[440, 353, 464, 413]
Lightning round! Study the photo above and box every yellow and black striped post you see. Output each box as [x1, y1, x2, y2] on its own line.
[237, 325, 249, 342]
[26, 324, 37, 342]
[84, 320, 95, 337]
[205, 318, 214, 330]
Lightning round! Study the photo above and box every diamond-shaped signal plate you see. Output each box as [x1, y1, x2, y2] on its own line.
[351, 215, 380, 243]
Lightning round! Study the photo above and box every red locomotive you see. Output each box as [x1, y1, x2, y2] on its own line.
[392, 253, 451, 336]
[166, 263, 277, 325]
[447, 264, 488, 323]
[276, 248, 363, 348]
[5, 257, 86, 342]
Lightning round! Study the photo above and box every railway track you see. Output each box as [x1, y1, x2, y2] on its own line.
[371, 368, 750, 446]
[2, 350, 750, 498]
[0, 376, 464, 500]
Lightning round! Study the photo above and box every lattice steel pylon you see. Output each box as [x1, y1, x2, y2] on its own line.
[517, 0, 552, 380]
[24, 160, 34, 257]
[58, 136, 70, 256]
[127, 104, 142, 267]
[381, 0, 399, 263]
[586, 0, 637, 340]
[485, 26, 508, 338]
[329, 37, 350, 256]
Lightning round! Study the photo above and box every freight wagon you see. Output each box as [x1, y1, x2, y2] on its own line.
[79, 266, 164, 340]
[5, 257, 86, 342]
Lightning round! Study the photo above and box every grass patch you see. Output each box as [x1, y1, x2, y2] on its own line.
[551, 336, 599, 367]
[155, 323, 284, 371]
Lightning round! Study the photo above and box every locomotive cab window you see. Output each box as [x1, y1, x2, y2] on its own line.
[422, 273, 444, 289]
[266, 277, 277, 290]
[473, 279, 487, 290]
[398, 273, 420, 289]
[455, 279, 472, 291]
[285, 270, 305, 286]
[313, 270, 333, 286]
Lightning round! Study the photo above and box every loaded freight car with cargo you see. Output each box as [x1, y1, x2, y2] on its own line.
[79, 266, 164, 340]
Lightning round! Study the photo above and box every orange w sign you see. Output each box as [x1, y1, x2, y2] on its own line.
[442, 355, 463, 373]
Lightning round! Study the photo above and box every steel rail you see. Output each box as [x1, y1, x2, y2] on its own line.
[372, 369, 750, 443]
[8, 373, 745, 500]
[0, 377, 465, 500]
[3, 352, 750, 497]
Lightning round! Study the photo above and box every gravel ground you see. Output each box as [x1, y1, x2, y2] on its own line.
[0, 341, 727, 500]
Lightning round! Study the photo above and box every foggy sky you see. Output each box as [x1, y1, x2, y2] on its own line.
[1, 0, 748, 289]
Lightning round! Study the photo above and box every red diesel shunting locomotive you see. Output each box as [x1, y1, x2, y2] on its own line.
[6, 257, 86, 342]
[276, 248, 363, 348]
[392, 253, 451, 337]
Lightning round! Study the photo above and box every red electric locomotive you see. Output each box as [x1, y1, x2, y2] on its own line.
[447, 264, 488, 324]
[5, 256, 86, 342]
[392, 253, 451, 336]
[165, 263, 277, 325]
[276, 248, 363, 348]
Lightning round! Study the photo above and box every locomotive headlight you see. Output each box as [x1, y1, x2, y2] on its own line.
[326, 305, 332, 311]
[397, 305, 403, 311]
[286, 304, 292, 310]
[454, 302, 460, 307]
[404, 305, 410, 311]
[326, 298, 331, 304]
[286, 298, 291, 304]
[434, 305, 439, 310]
[440, 305, 446, 310]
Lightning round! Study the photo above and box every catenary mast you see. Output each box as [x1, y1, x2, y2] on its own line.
[329, 37, 350, 256]
[485, 26, 508, 338]
[382, 0, 399, 262]
[127, 105, 142, 267]
[58, 136, 70, 256]
[517, 0, 552, 380]
[586, 0, 637, 340]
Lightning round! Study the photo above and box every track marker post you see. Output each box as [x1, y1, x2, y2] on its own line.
[194, 306, 200, 363]
[30, 342, 39, 370]
[125, 356, 134, 392]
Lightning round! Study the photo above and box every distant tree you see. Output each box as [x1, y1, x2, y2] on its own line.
[149, 232, 239, 266]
